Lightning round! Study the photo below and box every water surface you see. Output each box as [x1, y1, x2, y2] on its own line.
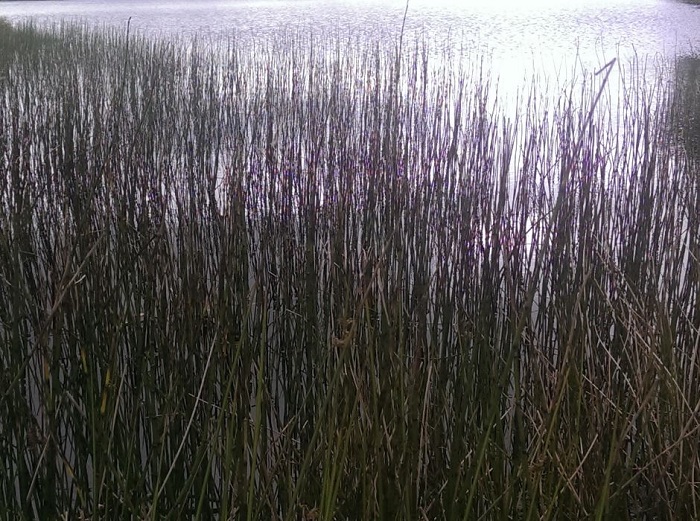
[3, 0, 700, 74]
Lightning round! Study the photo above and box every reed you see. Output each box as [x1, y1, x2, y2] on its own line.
[0, 20, 699, 520]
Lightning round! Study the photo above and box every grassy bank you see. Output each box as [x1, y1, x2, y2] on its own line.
[1, 21, 699, 520]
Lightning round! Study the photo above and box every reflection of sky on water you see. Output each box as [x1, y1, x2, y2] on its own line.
[3, 0, 700, 65]
[2, 0, 698, 120]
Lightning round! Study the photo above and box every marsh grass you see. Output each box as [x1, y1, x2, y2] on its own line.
[1, 20, 699, 520]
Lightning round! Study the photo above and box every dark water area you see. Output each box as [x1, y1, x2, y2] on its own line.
[677, 56, 700, 161]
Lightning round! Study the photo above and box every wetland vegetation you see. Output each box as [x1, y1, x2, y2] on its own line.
[1, 18, 699, 520]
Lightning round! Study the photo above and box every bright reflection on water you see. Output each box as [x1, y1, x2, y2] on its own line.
[3, 0, 700, 69]
[2, 0, 700, 121]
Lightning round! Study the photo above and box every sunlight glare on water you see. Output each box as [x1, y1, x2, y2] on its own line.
[2, 0, 699, 91]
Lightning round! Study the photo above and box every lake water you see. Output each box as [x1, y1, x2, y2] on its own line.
[3, 0, 700, 83]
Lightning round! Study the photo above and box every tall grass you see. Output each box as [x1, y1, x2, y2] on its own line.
[0, 20, 699, 520]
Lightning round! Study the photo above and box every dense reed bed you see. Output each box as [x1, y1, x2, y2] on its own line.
[1, 20, 699, 520]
